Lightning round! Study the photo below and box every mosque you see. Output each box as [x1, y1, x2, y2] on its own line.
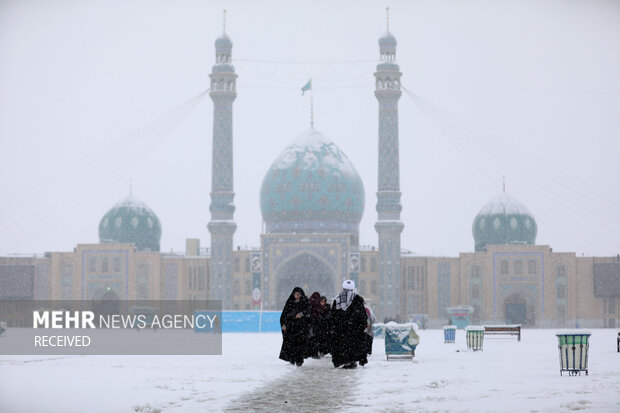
[1, 27, 618, 329]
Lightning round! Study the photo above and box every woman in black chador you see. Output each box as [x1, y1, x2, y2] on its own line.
[279, 287, 310, 366]
[330, 280, 368, 368]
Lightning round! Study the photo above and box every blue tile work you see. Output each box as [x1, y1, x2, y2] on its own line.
[437, 262, 451, 319]
[261, 234, 349, 310]
[81, 249, 129, 300]
[374, 31, 404, 319]
[492, 251, 544, 319]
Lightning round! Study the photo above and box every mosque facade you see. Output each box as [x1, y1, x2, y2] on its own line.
[1, 29, 619, 329]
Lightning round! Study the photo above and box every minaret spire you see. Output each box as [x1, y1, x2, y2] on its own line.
[208, 18, 237, 309]
[223, 9, 226, 34]
[386, 6, 390, 32]
[503, 176, 506, 192]
[374, 17, 403, 320]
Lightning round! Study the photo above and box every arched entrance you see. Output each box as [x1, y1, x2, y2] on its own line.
[504, 293, 532, 326]
[92, 289, 120, 319]
[276, 253, 336, 307]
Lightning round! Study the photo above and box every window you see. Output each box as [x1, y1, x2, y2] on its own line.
[361, 257, 366, 272]
[359, 279, 366, 295]
[528, 260, 537, 274]
[88, 257, 96, 273]
[407, 266, 414, 290]
[472, 285, 480, 299]
[556, 285, 566, 299]
[198, 267, 206, 291]
[101, 257, 109, 273]
[245, 280, 251, 295]
[245, 257, 251, 272]
[137, 275, 149, 300]
[371, 258, 377, 272]
[500, 260, 509, 275]
[113, 257, 122, 272]
[233, 280, 240, 296]
[371, 280, 378, 295]
[234, 258, 240, 273]
[514, 260, 523, 275]
[471, 265, 480, 278]
[556, 264, 566, 277]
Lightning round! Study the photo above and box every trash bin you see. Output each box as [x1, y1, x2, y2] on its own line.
[556, 331, 591, 376]
[465, 325, 484, 351]
[443, 325, 456, 343]
[384, 322, 420, 361]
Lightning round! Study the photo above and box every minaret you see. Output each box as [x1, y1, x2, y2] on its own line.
[374, 8, 404, 320]
[208, 11, 237, 309]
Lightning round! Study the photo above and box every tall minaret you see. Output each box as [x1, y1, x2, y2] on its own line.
[208, 11, 237, 309]
[374, 8, 404, 320]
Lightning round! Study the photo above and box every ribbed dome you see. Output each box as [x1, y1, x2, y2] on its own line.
[472, 192, 537, 252]
[99, 195, 162, 252]
[260, 128, 364, 234]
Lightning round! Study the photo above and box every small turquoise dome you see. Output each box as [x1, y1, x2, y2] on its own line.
[99, 195, 162, 252]
[260, 128, 365, 234]
[215, 33, 232, 49]
[379, 32, 397, 47]
[472, 192, 537, 252]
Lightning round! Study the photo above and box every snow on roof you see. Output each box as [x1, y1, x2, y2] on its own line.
[477, 191, 534, 216]
[272, 128, 359, 177]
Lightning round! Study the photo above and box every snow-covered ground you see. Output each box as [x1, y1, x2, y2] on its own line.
[1, 329, 619, 412]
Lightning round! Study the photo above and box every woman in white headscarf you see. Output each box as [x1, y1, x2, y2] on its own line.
[330, 280, 368, 368]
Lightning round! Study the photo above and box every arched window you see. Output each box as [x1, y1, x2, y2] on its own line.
[371, 258, 377, 272]
[234, 258, 240, 273]
[371, 280, 378, 295]
[514, 260, 523, 275]
[101, 257, 109, 273]
[471, 264, 481, 278]
[528, 259, 537, 274]
[233, 280, 240, 296]
[113, 257, 122, 272]
[500, 260, 509, 275]
[556, 264, 566, 277]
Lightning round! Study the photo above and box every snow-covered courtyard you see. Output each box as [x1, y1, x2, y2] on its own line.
[1, 328, 619, 412]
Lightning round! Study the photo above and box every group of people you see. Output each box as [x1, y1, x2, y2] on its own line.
[279, 280, 373, 369]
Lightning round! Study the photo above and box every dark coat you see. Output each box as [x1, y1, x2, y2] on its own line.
[279, 288, 310, 364]
[330, 294, 368, 367]
[308, 293, 332, 357]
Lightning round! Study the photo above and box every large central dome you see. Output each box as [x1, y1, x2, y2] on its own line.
[260, 128, 364, 234]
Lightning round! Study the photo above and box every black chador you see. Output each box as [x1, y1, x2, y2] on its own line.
[279, 287, 310, 366]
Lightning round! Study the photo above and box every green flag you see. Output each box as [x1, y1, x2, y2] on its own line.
[301, 79, 312, 96]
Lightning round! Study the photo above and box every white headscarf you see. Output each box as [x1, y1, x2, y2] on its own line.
[335, 280, 356, 311]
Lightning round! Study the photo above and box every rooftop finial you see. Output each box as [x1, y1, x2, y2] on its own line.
[502, 176, 505, 192]
[386, 6, 390, 32]
[223, 9, 227, 34]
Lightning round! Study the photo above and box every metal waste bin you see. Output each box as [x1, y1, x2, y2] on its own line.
[443, 325, 456, 343]
[465, 325, 484, 351]
[556, 331, 591, 376]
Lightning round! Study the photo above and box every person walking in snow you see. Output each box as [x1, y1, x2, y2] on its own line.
[330, 280, 368, 368]
[307, 292, 331, 358]
[279, 287, 310, 366]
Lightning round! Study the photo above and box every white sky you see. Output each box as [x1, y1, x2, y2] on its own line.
[1, 0, 619, 257]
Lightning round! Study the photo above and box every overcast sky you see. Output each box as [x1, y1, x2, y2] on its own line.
[1, 0, 619, 257]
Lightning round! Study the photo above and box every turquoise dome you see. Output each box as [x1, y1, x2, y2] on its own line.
[99, 195, 162, 252]
[260, 128, 365, 233]
[472, 192, 537, 252]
